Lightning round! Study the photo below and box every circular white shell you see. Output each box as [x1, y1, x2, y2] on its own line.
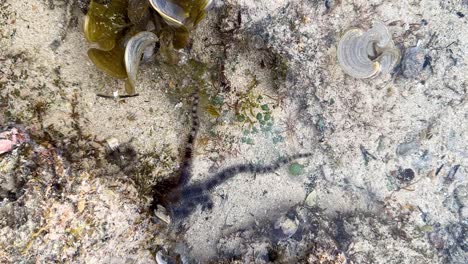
[337, 21, 400, 79]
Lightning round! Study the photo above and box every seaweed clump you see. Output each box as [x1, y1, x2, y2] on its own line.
[83, 0, 213, 94]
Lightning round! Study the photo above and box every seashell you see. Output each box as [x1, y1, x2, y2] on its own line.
[305, 190, 319, 207]
[337, 21, 400, 78]
[154, 204, 171, 224]
[124, 31, 159, 92]
[149, 0, 213, 28]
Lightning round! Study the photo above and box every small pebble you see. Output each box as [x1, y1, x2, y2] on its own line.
[274, 216, 298, 238]
[402, 46, 427, 78]
[324, 0, 336, 10]
[251, 35, 266, 49]
[305, 190, 319, 207]
[397, 168, 415, 182]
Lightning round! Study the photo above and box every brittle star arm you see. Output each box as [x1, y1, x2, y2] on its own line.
[178, 91, 200, 187]
[170, 153, 313, 219]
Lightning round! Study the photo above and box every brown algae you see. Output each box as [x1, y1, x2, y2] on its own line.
[83, 0, 213, 94]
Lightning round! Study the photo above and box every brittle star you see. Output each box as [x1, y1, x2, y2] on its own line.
[151, 90, 312, 226]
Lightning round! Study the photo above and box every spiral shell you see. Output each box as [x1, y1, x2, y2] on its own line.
[337, 21, 400, 79]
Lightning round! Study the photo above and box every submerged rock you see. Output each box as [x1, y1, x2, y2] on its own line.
[402, 44, 428, 78]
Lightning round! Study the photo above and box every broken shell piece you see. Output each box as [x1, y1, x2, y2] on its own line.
[124, 31, 159, 92]
[105, 137, 120, 152]
[154, 204, 171, 224]
[337, 21, 400, 78]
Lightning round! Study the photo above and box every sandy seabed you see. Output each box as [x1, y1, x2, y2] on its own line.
[0, 0, 467, 263]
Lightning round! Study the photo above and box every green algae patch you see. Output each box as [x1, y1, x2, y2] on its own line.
[288, 162, 304, 176]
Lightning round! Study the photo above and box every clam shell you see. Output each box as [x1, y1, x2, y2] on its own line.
[0, 127, 28, 155]
[337, 21, 400, 79]
[124, 31, 159, 92]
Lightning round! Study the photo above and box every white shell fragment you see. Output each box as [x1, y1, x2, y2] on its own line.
[337, 21, 400, 79]
[105, 137, 120, 152]
[154, 204, 171, 224]
[124, 31, 159, 90]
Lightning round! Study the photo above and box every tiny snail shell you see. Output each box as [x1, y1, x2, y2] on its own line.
[337, 21, 400, 79]
[124, 31, 159, 91]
